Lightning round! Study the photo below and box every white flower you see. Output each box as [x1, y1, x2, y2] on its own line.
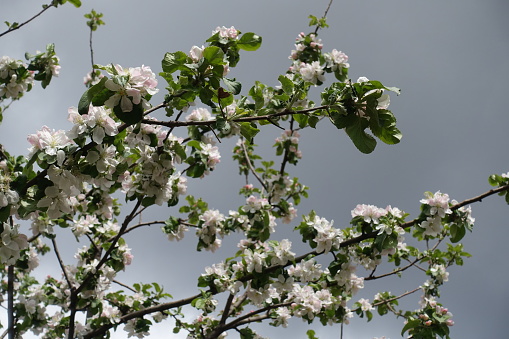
[420, 216, 442, 237]
[189, 45, 205, 62]
[299, 61, 325, 84]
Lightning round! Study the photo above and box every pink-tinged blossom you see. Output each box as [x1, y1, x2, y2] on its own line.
[243, 248, 267, 273]
[270, 239, 295, 265]
[0, 171, 19, 208]
[0, 56, 34, 99]
[430, 264, 449, 283]
[189, 45, 204, 62]
[420, 191, 452, 218]
[307, 215, 342, 254]
[287, 259, 322, 282]
[242, 195, 269, 213]
[124, 319, 149, 338]
[375, 223, 392, 235]
[100, 301, 121, 323]
[119, 244, 134, 267]
[27, 125, 71, 159]
[129, 65, 158, 96]
[324, 49, 350, 71]
[351, 204, 387, 224]
[213, 26, 238, 39]
[298, 61, 325, 84]
[385, 205, 404, 218]
[420, 216, 442, 237]
[185, 107, 212, 122]
[357, 298, 375, 312]
[83, 70, 104, 86]
[36, 185, 73, 219]
[104, 64, 158, 112]
[282, 203, 298, 224]
[200, 209, 225, 228]
[105, 79, 141, 112]
[72, 215, 98, 237]
[166, 224, 188, 241]
[0, 222, 28, 265]
[200, 143, 221, 169]
[274, 307, 292, 327]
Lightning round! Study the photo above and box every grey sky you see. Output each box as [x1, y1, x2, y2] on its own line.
[2, 0, 509, 338]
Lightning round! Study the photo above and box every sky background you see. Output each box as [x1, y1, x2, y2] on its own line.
[1, 0, 509, 338]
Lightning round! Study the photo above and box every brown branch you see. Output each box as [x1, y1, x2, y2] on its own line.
[69, 199, 142, 338]
[365, 257, 421, 281]
[219, 293, 235, 326]
[373, 287, 421, 308]
[206, 302, 292, 339]
[0, 4, 55, 38]
[141, 105, 324, 128]
[83, 293, 201, 339]
[279, 116, 294, 177]
[314, 0, 335, 34]
[113, 279, 137, 293]
[240, 138, 267, 191]
[51, 238, 73, 290]
[121, 220, 165, 237]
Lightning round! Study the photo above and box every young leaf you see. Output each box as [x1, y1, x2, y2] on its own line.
[237, 32, 262, 51]
[345, 116, 377, 154]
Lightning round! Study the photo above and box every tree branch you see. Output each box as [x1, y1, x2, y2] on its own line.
[0, 3, 55, 38]
[83, 293, 201, 339]
[240, 138, 267, 191]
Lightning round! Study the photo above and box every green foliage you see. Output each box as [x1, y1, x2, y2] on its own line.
[84, 9, 105, 31]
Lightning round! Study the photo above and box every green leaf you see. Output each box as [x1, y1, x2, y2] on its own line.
[239, 122, 259, 142]
[223, 78, 242, 95]
[345, 116, 377, 154]
[328, 106, 354, 129]
[187, 140, 202, 149]
[91, 87, 114, 107]
[278, 75, 294, 95]
[112, 102, 143, 125]
[306, 329, 319, 339]
[294, 114, 308, 128]
[161, 51, 189, 74]
[202, 46, 224, 65]
[78, 77, 108, 115]
[67, 0, 82, 7]
[450, 223, 466, 243]
[237, 32, 262, 51]
[401, 318, 420, 336]
[0, 206, 10, 223]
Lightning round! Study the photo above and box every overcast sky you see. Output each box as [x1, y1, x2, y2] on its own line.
[2, 0, 509, 338]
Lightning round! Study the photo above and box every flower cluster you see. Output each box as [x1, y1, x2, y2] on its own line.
[0, 161, 19, 208]
[418, 191, 453, 237]
[103, 64, 159, 112]
[274, 130, 302, 165]
[288, 32, 349, 84]
[212, 26, 239, 41]
[0, 56, 34, 100]
[67, 106, 119, 144]
[0, 222, 28, 264]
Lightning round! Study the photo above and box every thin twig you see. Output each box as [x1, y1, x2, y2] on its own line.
[122, 220, 165, 237]
[240, 138, 267, 191]
[372, 287, 421, 308]
[365, 257, 421, 281]
[219, 293, 235, 326]
[7, 265, 14, 339]
[51, 238, 73, 290]
[0, 3, 55, 38]
[314, 0, 334, 34]
[83, 293, 201, 339]
[113, 280, 137, 293]
[279, 116, 294, 177]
